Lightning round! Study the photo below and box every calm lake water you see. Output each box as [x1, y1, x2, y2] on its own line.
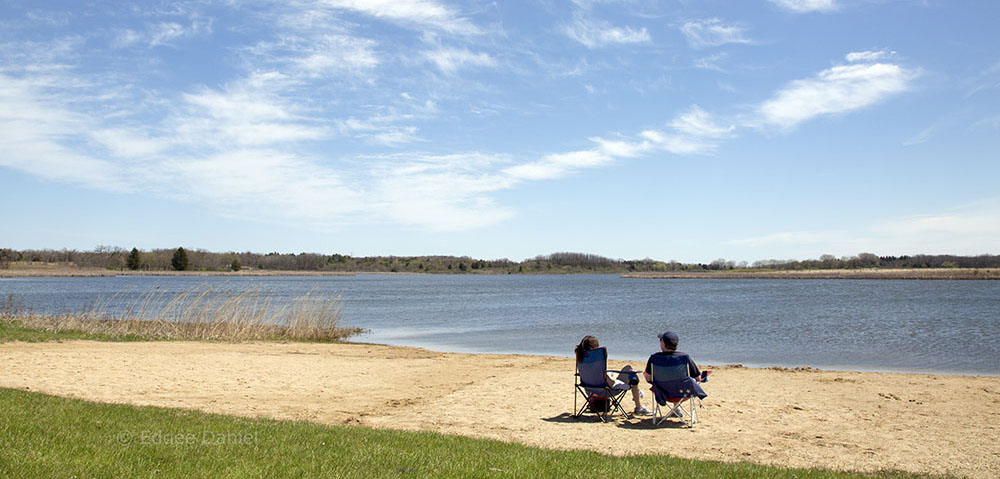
[2, 274, 998, 375]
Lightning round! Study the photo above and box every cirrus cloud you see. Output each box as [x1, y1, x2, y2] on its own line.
[769, 0, 838, 13]
[679, 18, 751, 49]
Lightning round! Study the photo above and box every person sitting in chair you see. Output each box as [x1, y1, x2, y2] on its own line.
[575, 335, 650, 415]
[643, 330, 702, 416]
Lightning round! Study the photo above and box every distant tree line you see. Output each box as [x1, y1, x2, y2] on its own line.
[744, 253, 1000, 270]
[1, 247, 997, 273]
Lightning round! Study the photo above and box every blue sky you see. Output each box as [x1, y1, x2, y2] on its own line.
[1, 0, 998, 263]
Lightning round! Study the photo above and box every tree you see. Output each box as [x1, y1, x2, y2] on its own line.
[126, 248, 141, 270]
[171, 247, 189, 271]
[230, 258, 241, 272]
[0, 248, 14, 269]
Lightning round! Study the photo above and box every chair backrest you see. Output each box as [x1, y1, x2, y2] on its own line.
[648, 352, 706, 404]
[576, 347, 610, 390]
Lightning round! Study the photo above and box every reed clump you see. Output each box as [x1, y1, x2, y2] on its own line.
[1, 286, 362, 342]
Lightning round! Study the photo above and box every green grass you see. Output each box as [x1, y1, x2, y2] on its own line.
[0, 318, 147, 342]
[0, 388, 944, 479]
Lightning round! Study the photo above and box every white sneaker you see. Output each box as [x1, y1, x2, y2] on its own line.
[634, 406, 651, 415]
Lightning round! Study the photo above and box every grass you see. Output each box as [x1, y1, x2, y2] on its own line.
[0, 388, 945, 479]
[0, 318, 146, 342]
[0, 286, 362, 343]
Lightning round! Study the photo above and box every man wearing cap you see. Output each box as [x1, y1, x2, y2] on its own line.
[643, 330, 701, 382]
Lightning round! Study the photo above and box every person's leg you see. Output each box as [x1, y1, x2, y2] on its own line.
[671, 398, 688, 417]
[618, 365, 647, 412]
[630, 385, 642, 407]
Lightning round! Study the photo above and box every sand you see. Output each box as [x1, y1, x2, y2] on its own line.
[1, 340, 998, 478]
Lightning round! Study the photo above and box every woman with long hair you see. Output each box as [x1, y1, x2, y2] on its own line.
[575, 335, 649, 415]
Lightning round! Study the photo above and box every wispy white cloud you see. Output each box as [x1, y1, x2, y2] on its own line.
[504, 106, 731, 181]
[902, 123, 937, 146]
[317, 0, 480, 35]
[0, 74, 125, 191]
[90, 128, 170, 158]
[176, 83, 329, 148]
[639, 129, 715, 155]
[246, 33, 379, 80]
[503, 149, 616, 181]
[769, 0, 838, 13]
[151, 22, 192, 46]
[23, 10, 72, 27]
[113, 29, 142, 48]
[725, 199, 1000, 256]
[971, 114, 1000, 131]
[371, 153, 517, 230]
[869, 199, 1000, 254]
[679, 18, 751, 49]
[421, 47, 496, 74]
[337, 114, 421, 146]
[172, 149, 364, 221]
[693, 52, 728, 72]
[756, 53, 915, 129]
[963, 60, 1000, 98]
[670, 105, 735, 138]
[114, 17, 213, 48]
[563, 14, 651, 49]
[845, 50, 895, 63]
[0, 37, 83, 72]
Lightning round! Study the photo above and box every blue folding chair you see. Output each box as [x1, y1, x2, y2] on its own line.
[647, 353, 707, 427]
[574, 347, 632, 422]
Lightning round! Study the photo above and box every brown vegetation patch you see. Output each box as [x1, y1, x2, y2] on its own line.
[2, 286, 360, 342]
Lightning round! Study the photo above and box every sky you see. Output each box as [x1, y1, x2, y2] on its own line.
[1, 0, 998, 263]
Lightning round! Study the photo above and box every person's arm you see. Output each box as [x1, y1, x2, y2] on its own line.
[687, 356, 701, 379]
[643, 357, 652, 383]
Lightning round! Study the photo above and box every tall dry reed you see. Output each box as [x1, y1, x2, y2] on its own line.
[1, 286, 361, 342]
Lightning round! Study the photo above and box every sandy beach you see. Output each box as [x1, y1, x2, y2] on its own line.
[1, 340, 998, 478]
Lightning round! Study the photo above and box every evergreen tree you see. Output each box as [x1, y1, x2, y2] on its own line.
[230, 259, 241, 271]
[171, 247, 189, 271]
[126, 248, 141, 270]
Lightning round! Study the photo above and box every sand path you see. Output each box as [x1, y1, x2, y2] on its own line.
[1, 341, 998, 478]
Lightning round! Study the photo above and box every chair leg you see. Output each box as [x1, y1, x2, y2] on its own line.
[609, 390, 631, 421]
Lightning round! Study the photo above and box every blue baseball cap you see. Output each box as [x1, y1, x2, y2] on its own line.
[658, 331, 679, 347]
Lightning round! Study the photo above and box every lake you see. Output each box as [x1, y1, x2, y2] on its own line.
[2, 274, 998, 375]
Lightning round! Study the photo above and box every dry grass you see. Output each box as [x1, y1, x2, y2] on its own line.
[1, 286, 361, 342]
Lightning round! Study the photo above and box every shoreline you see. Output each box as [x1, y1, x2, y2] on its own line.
[623, 268, 1000, 280]
[347, 338, 1000, 378]
[1, 339, 997, 478]
[3, 266, 999, 279]
[0, 269, 359, 278]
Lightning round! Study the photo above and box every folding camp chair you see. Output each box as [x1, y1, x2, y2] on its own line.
[574, 347, 632, 422]
[647, 353, 707, 427]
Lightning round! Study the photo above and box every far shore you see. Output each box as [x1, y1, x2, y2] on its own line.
[3, 265, 999, 279]
[2, 339, 997, 478]
[0, 267, 357, 278]
[623, 267, 1000, 280]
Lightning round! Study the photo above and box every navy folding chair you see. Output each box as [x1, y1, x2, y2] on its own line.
[647, 353, 707, 427]
[574, 347, 632, 422]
